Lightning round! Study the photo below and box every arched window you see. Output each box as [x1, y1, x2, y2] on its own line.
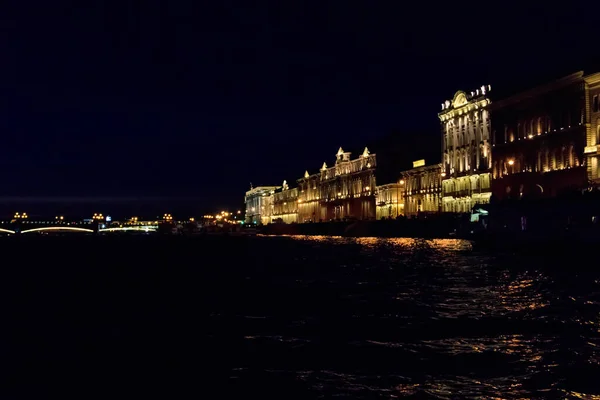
[536, 117, 542, 134]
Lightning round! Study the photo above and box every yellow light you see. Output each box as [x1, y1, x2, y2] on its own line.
[0, 228, 15, 234]
[99, 226, 158, 233]
[441, 172, 446, 177]
[189, 218, 195, 222]
[528, 134, 533, 139]
[508, 159, 515, 166]
[21, 227, 94, 234]
[365, 186, 370, 191]
[399, 180, 405, 185]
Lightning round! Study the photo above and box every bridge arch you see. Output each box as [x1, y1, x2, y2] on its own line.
[98, 226, 158, 233]
[20, 226, 94, 234]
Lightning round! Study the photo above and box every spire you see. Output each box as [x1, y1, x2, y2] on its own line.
[337, 147, 344, 156]
[304, 170, 309, 178]
[321, 162, 327, 171]
[362, 147, 370, 157]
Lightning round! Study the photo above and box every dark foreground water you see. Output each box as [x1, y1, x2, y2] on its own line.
[2, 235, 600, 399]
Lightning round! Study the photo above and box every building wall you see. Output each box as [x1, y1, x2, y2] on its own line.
[439, 86, 493, 212]
[375, 183, 403, 219]
[253, 147, 386, 224]
[318, 148, 376, 220]
[260, 195, 274, 225]
[401, 164, 442, 217]
[244, 186, 279, 224]
[297, 173, 321, 222]
[584, 73, 600, 184]
[272, 187, 298, 223]
[491, 73, 588, 200]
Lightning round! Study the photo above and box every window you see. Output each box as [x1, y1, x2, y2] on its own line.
[594, 96, 599, 113]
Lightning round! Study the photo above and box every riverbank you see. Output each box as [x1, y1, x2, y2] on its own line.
[259, 216, 465, 239]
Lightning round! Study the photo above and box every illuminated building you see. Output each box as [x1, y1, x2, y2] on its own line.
[272, 180, 298, 223]
[316, 147, 376, 220]
[375, 182, 403, 219]
[244, 185, 279, 224]
[400, 160, 442, 218]
[584, 72, 600, 184]
[251, 144, 404, 224]
[439, 86, 493, 212]
[297, 170, 321, 222]
[491, 72, 590, 200]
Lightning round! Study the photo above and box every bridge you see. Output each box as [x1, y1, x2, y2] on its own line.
[0, 220, 160, 235]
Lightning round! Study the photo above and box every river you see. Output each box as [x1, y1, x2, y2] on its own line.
[2, 235, 599, 398]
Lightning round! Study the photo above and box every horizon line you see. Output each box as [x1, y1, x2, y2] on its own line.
[0, 196, 205, 203]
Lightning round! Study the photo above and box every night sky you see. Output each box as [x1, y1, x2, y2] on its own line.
[2, 1, 598, 211]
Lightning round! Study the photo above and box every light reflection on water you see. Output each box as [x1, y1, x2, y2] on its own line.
[227, 235, 600, 398]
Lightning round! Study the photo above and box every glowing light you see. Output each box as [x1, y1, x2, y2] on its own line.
[399, 180, 405, 185]
[21, 227, 94, 234]
[508, 159, 515, 166]
[0, 228, 15, 234]
[412, 159, 425, 168]
[99, 226, 158, 233]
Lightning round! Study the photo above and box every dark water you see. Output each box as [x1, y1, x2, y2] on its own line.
[2, 235, 600, 399]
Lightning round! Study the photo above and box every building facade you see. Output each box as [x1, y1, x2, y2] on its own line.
[318, 147, 376, 220]
[244, 186, 279, 224]
[400, 161, 442, 217]
[439, 86, 493, 212]
[297, 170, 321, 223]
[375, 182, 403, 219]
[272, 180, 299, 224]
[491, 72, 589, 200]
[584, 73, 600, 185]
